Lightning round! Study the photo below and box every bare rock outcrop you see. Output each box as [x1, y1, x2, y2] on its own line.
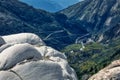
[0, 33, 78, 80]
[2, 33, 45, 46]
[89, 60, 120, 80]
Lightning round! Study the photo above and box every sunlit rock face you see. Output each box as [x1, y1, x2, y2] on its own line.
[61, 0, 120, 30]
[0, 33, 78, 80]
[89, 60, 120, 80]
[2, 33, 45, 46]
[60, 0, 120, 42]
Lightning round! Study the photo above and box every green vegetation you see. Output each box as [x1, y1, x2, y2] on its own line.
[84, 42, 104, 51]
[61, 44, 82, 52]
[61, 38, 120, 80]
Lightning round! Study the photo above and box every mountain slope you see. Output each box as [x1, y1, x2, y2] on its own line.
[0, 0, 56, 34]
[60, 0, 120, 80]
[60, 0, 120, 38]
[0, 0, 65, 49]
[0, 0, 88, 50]
[98, 23, 120, 42]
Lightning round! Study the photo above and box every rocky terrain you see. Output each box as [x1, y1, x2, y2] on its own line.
[0, 33, 78, 80]
[89, 60, 120, 80]
[61, 37, 120, 80]
[1, 0, 119, 50]
[101, 23, 120, 42]
[60, 0, 120, 42]
[60, 0, 120, 79]
[0, 0, 87, 50]
[0, 0, 120, 80]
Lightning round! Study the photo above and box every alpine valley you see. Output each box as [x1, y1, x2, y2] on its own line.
[0, 0, 120, 80]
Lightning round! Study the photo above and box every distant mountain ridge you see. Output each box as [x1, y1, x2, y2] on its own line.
[19, 0, 80, 12]
[19, 0, 62, 12]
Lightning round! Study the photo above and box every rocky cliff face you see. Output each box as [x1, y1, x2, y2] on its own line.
[0, 33, 78, 80]
[99, 23, 120, 42]
[60, 0, 120, 41]
[60, 0, 120, 79]
[89, 60, 120, 80]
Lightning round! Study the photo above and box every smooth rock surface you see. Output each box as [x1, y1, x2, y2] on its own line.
[11, 61, 64, 80]
[2, 33, 45, 46]
[0, 33, 78, 80]
[0, 44, 12, 53]
[0, 43, 42, 70]
[0, 71, 21, 80]
[35, 46, 67, 59]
